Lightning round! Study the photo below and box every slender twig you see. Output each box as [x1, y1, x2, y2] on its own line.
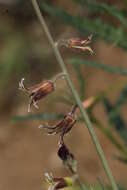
[66, 160, 88, 190]
[31, 1, 118, 189]
[97, 177, 105, 190]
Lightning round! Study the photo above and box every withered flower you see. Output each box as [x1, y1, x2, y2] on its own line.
[19, 78, 55, 112]
[58, 143, 77, 174]
[45, 173, 75, 190]
[39, 105, 78, 143]
[57, 35, 93, 54]
[19, 73, 65, 112]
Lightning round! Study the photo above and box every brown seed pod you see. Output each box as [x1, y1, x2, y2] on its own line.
[57, 35, 93, 54]
[19, 73, 66, 112]
[19, 78, 55, 112]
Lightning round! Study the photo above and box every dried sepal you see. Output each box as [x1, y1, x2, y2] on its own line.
[45, 173, 54, 184]
[58, 143, 77, 174]
[19, 78, 29, 93]
[39, 105, 78, 143]
[57, 35, 93, 54]
[19, 73, 65, 112]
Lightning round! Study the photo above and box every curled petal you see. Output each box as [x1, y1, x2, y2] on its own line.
[39, 105, 77, 142]
[81, 34, 93, 45]
[57, 34, 93, 54]
[45, 173, 54, 184]
[82, 46, 94, 54]
[71, 45, 93, 54]
[19, 78, 28, 93]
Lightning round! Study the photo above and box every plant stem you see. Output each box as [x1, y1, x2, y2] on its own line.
[31, 0, 118, 189]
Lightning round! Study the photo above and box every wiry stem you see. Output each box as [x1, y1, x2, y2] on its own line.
[31, 0, 118, 190]
[52, 72, 66, 83]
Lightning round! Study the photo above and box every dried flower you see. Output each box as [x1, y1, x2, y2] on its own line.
[19, 78, 55, 112]
[57, 35, 93, 54]
[19, 73, 66, 112]
[58, 143, 77, 174]
[39, 105, 78, 143]
[45, 173, 75, 190]
[58, 143, 74, 161]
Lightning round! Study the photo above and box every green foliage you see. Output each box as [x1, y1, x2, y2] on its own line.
[69, 58, 127, 76]
[41, 3, 127, 50]
[13, 113, 64, 122]
[73, 0, 127, 27]
[103, 98, 127, 144]
[107, 85, 127, 125]
[90, 114, 127, 158]
[115, 85, 127, 111]
[0, 35, 29, 87]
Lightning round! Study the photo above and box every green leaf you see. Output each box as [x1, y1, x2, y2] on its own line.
[115, 85, 127, 110]
[103, 98, 127, 144]
[90, 114, 127, 158]
[12, 113, 64, 122]
[69, 58, 127, 76]
[41, 3, 127, 50]
[73, 0, 127, 27]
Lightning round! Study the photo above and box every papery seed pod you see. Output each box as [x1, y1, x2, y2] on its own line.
[19, 73, 65, 112]
[39, 105, 78, 143]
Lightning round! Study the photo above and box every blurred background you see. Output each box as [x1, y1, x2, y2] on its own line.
[1, 0, 127, 189]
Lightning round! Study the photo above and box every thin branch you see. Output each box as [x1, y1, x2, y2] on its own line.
[31, 0, 118, 190]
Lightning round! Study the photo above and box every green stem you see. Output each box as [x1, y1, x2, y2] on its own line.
[31, 0, 118, 189]
[91, 115, 127, 158]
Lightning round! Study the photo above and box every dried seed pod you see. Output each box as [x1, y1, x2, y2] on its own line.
[19, 78, 55, 112]
[39, 105, 78, 143]
[19, 73, 66, 112]
[68, 35, 91, 47]
[57, 35, 93, 54]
